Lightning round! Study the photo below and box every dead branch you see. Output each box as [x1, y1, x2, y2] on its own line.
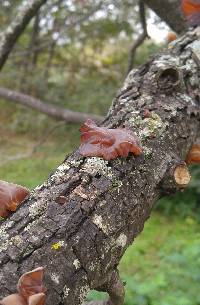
[126, 0, 149, 75]
[0, 0, 48, 70]
[0, 87, 103, 124]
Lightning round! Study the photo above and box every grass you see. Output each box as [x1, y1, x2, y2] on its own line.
[0, 116, 200, 305]
[88, 214, 200, 305]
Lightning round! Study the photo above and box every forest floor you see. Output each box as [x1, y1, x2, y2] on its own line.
[0, 115, 200, 305]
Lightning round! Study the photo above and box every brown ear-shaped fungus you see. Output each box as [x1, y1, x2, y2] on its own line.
[167, 32, 177, 43]
[0, 180, 30, 218]
[79, 119, 142, 160]
[181, 0, 200, 26]
[28, 293, 45, 305]
[0, 294, 27, 305]
[185, 141, 200, 164]
[17, 267, 46, 299]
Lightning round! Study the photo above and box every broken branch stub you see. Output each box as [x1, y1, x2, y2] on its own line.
[156, 67, 182, 93]
[174, 164, 191, 188]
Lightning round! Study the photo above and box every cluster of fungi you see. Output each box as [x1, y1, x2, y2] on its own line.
[0, 267, 46, 305]
[1, 0, 200, 303]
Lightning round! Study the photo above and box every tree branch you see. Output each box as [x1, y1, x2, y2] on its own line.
[143, 0, 187, 33]
[126, 0, 148, 75]
[0, 86, 103, 124]
[0, 0, 48, 70]
[0, 28, 200, 305]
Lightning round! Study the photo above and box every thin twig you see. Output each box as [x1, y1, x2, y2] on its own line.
[31, 121, 66, 153]
[0, 122, 67, 166]
[126, 0, 149, 75]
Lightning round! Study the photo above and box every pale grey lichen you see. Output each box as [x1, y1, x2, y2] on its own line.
[182, 58, 197, 73]
[73, 259, 81, 270]
[154, 56, 180, 69]
[24, 219, 39, 232]
[103, 237, 117, 254]
[129, 111, 168, 140]
[34, 183, 47, 192]
[177, 93, 196, 106]
[99, 200, 106, 207]
[0, 222, 26, 253]
[68, 160, 82, 168]
[122, 69, 138, 90]
[63, 285, 70, 298]
[10, 235, 22, 247]
[88, 261, 99, 272]
[51, 273, 60, 284]
[143, 147, 153, 159]
[188, 40, 200, 60]
[92, 214, 110, 235]
[0, 226, 9, 252]
[111, 179, 123, 193]
[78, 284, 90, 304]
[29, 200, 48, 218]
[116, 234, 127, 248]
[81, 157, 114, 178]
[0, 221, 14, 252]
[49, 164, 70, 185]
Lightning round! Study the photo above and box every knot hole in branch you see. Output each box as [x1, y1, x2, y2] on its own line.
[157, 67, 182, 93]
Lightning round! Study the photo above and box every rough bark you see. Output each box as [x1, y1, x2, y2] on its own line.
[0, 0, 47, 70]
[0, 28, 200, 305]
[144, 0, 187, 33]
[0, 87, 103, 124]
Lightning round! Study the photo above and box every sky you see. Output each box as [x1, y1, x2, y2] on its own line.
[147, 11, 170, 43]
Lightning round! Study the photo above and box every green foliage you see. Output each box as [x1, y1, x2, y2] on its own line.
[0, 122, 80, 188]
[87, 214, 200, 305]
[156, 166, 200, 220]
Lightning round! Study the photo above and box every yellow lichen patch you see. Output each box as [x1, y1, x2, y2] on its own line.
[51, 240, 64, 250]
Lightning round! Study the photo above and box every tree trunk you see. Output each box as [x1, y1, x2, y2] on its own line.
[0, 0, 47, 70]
[0, 28, 199, 304]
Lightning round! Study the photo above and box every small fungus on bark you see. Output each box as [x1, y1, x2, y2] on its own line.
[0, 294, 27, 305]
[55, 195, 68, 205]
[167, 32, 177, 43]
[0, 180, 30, 218]
[181, 0, 200, 26]
[185, 140, 200, 164]
[141, 109, 151, 119]
[79, 119, 142, 160]
[17, 267, 46, 299]
[0, 267, 46, 305]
